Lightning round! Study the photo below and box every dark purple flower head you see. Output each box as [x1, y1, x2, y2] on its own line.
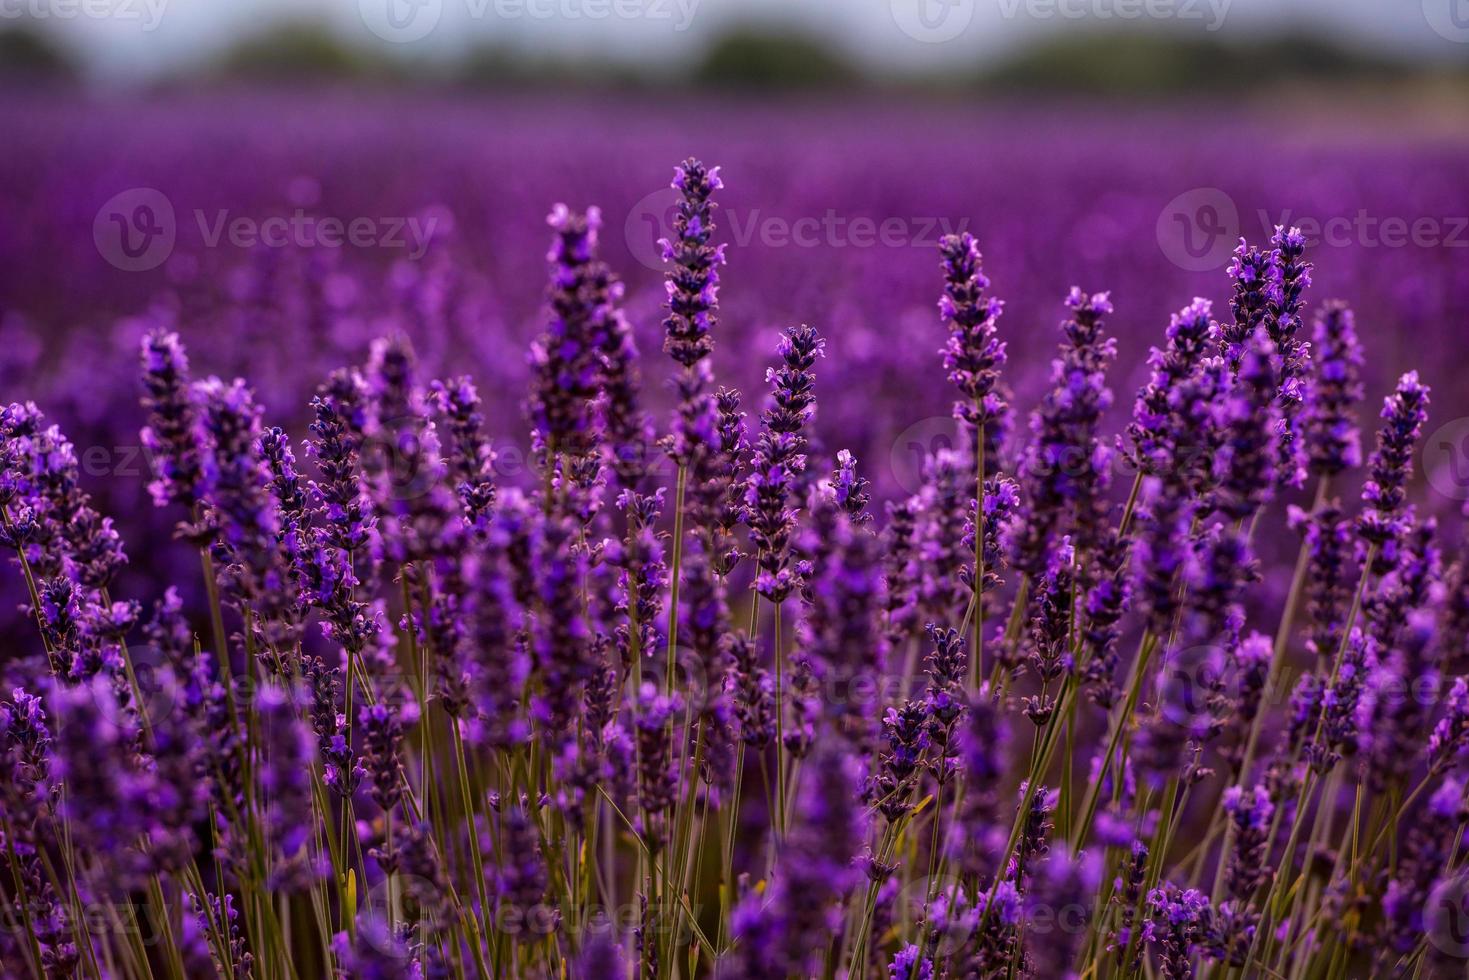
[139, 327, 203, 509]
[937, 232, 1008, 432]
[798, 492, 886, 752]
[429, 375, 497, 530]
[1289, 501, 1355, 673]
[876, 698, 929, 821]
[1009, 288, 1117, 573]
[1265, 225, 1313, 488]
[1430, 675, 1469, 768]
[572, 929, 627, 980]
[634, 682, 681, 853]
[496, 803, 550, 933]
[725, 631, 774, 749]
[1144, 882, 1212, 980]
[528, 205, 613, 460]
[1221, 237, 1275, 368]
[734, 738, 865, 977]
[363, 336, 460, 564]
[255, 681, 322, 890]
[333, 914, 423, 980]
[1302, 300, 1363, 478]
[1134, 476, 1192, 637]
[360, 697, 415, 814]
[1221, 783, 1273, 901]
[1125, 297, 1216, 475]
[305, 367, 372, 554]
[47, 677, 154, 885]
[2, 405, 127, 587]
[259, 425, 309, 539]
[746, 323, 824, 602]
[195, 376, 301, 653]
[1080, 530, 1131, 710]
[1022, 847, 1101, 979]
[889, 944, 934, 980]
[661, 159, 725, 370]
[1210, 328, 1279, 520]
[1356, 610, 1436, 791]
[1358, 371, 1430, 555]
[831, 449, 872, 526]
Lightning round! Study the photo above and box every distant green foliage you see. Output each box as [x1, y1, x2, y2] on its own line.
[211, 22, 380, 81]
[0, 27, 77, 80]
[981, 31, 1414, 95]
[691, 29, 858, 89]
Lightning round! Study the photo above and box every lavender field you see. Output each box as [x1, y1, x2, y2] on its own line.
[3, 90, 1469, 978]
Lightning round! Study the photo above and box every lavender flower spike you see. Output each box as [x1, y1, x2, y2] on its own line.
[1358, 371, 1430, 558]
[1301, 300, 1363, 478]
[661, 158, 725, 370]
[139, 327, 203, 509]
[937, 231, 1008, 438]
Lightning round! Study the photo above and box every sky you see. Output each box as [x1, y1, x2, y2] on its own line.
[14, 0, 1469, 82]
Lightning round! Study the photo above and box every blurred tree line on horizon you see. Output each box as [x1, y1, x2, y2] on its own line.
[2, 18, 1466, 99]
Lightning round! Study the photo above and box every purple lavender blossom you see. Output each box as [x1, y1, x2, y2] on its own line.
[634, 682, 681, 854]
[1210, 328, 1279, 520]
[937, 232, 1008, 441]
[429, 375, 497, 530]
[1358, 371, 1431, 561]
[1301, 300, 1364, 478]
[889, 944, 934, 980]
[1290, 501, 1355, 672]
[1009, 288, 1117, 574]
[1125, 297, 1216, 475]
[528, 205, 613, 461]
[661, 159, 725, 370]
[730, 739, 865, 978]
[139, 328, 203, 509]
[195, 376, 301, 654]
[1145, 882, 1213, 980]
[1022, 847, 1101, 980]
[255, 680, 322, 890]
[745, 323, 823, 602]
[1220, 238, 1274, 369]
[1265, 225, 1313, 489]
[361, 336, 460, 565]
[305, 367, 372, 554]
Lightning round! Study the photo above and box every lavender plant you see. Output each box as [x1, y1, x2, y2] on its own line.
[3, 157, 1467, 980]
